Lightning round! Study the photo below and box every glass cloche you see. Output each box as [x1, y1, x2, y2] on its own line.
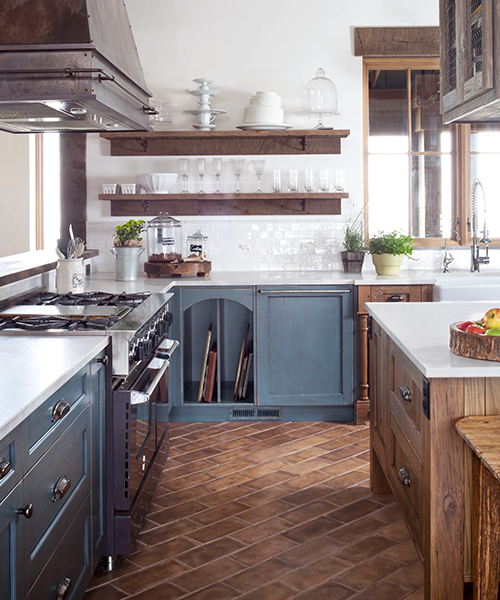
[304, 68, 340, 129]
[146, 212, 182, 262]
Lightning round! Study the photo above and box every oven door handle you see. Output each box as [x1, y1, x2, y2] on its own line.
[130, 358, 170, 405]
[155, 339, 179, 360]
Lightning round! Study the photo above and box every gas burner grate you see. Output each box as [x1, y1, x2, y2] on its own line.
[24, 292, 60, 305]
[55, 292, 116, 306]
[67, 316, 121, 331]
[108, 291, 152, 307]
[12, 315, 73, 331]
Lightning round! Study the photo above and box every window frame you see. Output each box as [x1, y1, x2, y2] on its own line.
[363, 56, 476, 248]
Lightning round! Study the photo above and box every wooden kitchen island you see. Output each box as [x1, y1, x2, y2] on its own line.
[367, 301, 500, 600]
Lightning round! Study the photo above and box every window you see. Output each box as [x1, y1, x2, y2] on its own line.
[364, 57, 500, 247]
[35, 133, 60, 251]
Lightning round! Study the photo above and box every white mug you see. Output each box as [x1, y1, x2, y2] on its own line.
[56, 259, 84, 294]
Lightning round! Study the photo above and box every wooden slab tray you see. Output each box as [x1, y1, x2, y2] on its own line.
[144, 261, 211, 278]
[450, 323, 500, 362]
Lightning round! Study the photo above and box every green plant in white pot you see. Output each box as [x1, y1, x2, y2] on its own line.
[368, 230, 415, 276]
[111, 219, 146, 281]
[341, 209, 366, 273]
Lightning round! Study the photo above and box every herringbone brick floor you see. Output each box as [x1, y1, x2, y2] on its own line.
[84, 420, 428, 600]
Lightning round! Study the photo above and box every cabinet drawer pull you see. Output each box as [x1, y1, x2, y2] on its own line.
[56, 576, 72, 600]
[399, 465, 411, 487]
[387, 294, 405, 302]
[97, 355, 109, 366]
[399, 384, 412, 403]
[0, 457, 11, 480]
[17, 504, 34, 519]
[258, 289, 352, 294]
[51, 400, 70, 423]
[52, 476, 71, 502]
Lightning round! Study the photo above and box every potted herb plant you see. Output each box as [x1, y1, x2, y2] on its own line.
[368, 230, 415, 276]
[111, 219, 146, 281]
[341, 209, 365, 273]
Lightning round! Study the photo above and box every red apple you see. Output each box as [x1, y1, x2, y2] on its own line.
[457, 321, 474, 331]
[483, 309, 500, 330]
[466, 324, 486, 334]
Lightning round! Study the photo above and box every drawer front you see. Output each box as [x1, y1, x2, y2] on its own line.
[371, 285, 423, 305]
[391, 346, 424, 455]
[25, 495, 91, 600]
[389, 417, 424, 555]
[0, 425, 22, 503]
[24, 407, 90, 590]
[24, 364, 90, 471]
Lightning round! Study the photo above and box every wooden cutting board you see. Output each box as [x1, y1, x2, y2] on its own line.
[450, 323, 500, 362]
[144, 261, 211, 278]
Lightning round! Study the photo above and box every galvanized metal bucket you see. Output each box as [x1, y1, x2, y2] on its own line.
[110, 246, 144, 281]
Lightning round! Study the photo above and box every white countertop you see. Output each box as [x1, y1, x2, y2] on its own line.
[0, 336, 108, 440]
[367, 301, 500, 378]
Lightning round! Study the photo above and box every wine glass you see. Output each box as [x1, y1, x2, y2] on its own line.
[179, 158, 190, 193]
[251, 160, 266, 192]
[198, 158, 206, 193]
[213, 157, 222, 193]
[230, 159, 245, 193]
[304, 169, 314, 192]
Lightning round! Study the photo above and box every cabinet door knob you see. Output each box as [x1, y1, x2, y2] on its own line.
[399, 465, 411, 487]
[97, 355, 109, 366]
[52, 476, 71, 502]
[56, 576, 72, 600]
[51, 400, 70, 423]
[388, 294, 405, 302]
[0, 457, 11, 480]
[399, 384, 412, 403]
[17, 504, 34, 519]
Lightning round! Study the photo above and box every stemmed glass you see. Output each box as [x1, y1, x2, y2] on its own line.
[179, 158, 190, 193]
[213, 157, 222, 193]
[198, 158, 206, 193]
[230, 159, 245, 193]
[251, 160, 266, 192]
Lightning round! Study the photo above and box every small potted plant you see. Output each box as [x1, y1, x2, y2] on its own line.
[368, 230, 415, 276]
[341, 208, 365, 273]
[111, 219, 146, 281]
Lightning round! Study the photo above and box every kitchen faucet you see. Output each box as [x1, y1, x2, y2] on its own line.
[470, 178, 491, 272]
[442, 221, 460, 273]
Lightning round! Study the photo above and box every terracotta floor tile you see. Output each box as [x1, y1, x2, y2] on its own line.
[278, 434, 336, 453]
[324, 484, 372, 507]
[327, 515, 390, 544]
[174, 447, 222, 464]
[232, 534, 298, 566]
[238, 499, 294, 523]
[188, 500, 251, 526]
[162, 459, 216, 479]
[371, 502, 406, 524]
[237, 581, 298, 600]
[224, 557, 295, 592]
[334, 555, 404, 592]
[202, 472, 253, 492]
[128, 536, 199, 568]
[349, 578, 414, 600]
[208, 446, 256, 464]
[241, 459, 292, 478]
[282, 484, 336, 506]
[280, 554, 352, 591]
[123, 582, 187, 600]
[147, 500, 208, 526]
[204, 458, 256, 478]
[186, 516, 248, 543]
[382, 539, 421, 565]
[280, 469, 333, 490]
[160, 471, 214, 492]
[282, 516, 342, 543]
[403, 588, 425, 600]
[171, 582, 240, 600]
[323, 470, 370, 490]
[198, 484, 254, 507]
[327, 498, 382, 523]
[322, 444, 366, 462]
[322, 457, 370, 477]
[230, 516, 291, 544]
[171, 557, 245, 592]
[278, 534, 344, 566]
[388, 559, 425, 590]
[137, 518, 200, 546]
[242, 470, 295, 490]
[153, 484, 211, 507]
[82, 584, 127, 600]
[176, 536, 245, 568]
[238, 484, 293, 508]
[293, 580, 356, 600]
[335, 534, 399, 565]
[87, 558, 140, 589]
[281, 458, 333, 476]
[378, 519, 413, 542]
[281, 499, 338, 525]
[112, 560, 189, 595]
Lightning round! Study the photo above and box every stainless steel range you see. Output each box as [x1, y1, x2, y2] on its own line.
[0, 289, 178, 563]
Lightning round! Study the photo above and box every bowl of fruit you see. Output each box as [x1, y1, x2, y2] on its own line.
[450, 308, 500, 362]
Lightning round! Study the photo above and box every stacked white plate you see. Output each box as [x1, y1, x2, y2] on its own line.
[237, 91, 291, 130]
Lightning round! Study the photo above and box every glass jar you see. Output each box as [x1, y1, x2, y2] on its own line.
[146, 212, 182, 262]
[186, 229, 208, 260]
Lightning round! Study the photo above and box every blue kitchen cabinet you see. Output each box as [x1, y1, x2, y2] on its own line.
[256, 286, 355, 420]
[0, 484, 23, 600]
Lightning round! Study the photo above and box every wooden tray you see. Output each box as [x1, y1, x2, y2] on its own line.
[144, 261, 211, 278]
[450, 323, 500, 362]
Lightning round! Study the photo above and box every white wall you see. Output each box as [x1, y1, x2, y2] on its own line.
[87, 0, 441, 272]
[0, 131, 31, 257]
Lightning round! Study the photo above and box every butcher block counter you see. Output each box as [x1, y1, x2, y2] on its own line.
[366, 301, 500, 600]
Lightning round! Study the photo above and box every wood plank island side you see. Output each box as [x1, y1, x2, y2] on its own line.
[100, 194, 344, 217]
[99, 129, 350, 156]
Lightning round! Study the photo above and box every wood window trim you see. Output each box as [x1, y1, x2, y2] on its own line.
[354, 27, 439, 58]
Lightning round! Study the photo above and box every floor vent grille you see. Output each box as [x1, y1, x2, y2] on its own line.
[229, 407, 283, 421]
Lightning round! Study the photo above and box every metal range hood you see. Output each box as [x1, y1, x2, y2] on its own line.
[0, 0, 153, 133]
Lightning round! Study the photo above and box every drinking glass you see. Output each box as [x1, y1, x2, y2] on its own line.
[304, 169, 314, 192]
[179, 158, 190, 193]
[273, 169, 282, 192]
[319, 169, 330, 192]
[288, 169, 298, 192]
[198, 158, 206, 193]
[251, 159, 266, 192]
[334, 168, 345, 192]
[213, 157, 222, 193]
[231, 159, 245, 193]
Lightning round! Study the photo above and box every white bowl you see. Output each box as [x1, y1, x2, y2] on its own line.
[138, 173, 178, 194]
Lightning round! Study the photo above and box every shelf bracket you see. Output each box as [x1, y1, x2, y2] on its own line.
[301, 135, 308, 151]
[142, 199, 150, 213]
[142, 138, 149, 153]
[302, 198, 307, 211]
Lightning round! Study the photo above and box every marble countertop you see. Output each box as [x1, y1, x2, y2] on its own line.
[367, 301, 500, 378]
[0, 336, 108, 440]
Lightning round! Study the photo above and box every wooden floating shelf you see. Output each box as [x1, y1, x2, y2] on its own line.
[99, 192, 348, 216]
[100, 129, 350, 156]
